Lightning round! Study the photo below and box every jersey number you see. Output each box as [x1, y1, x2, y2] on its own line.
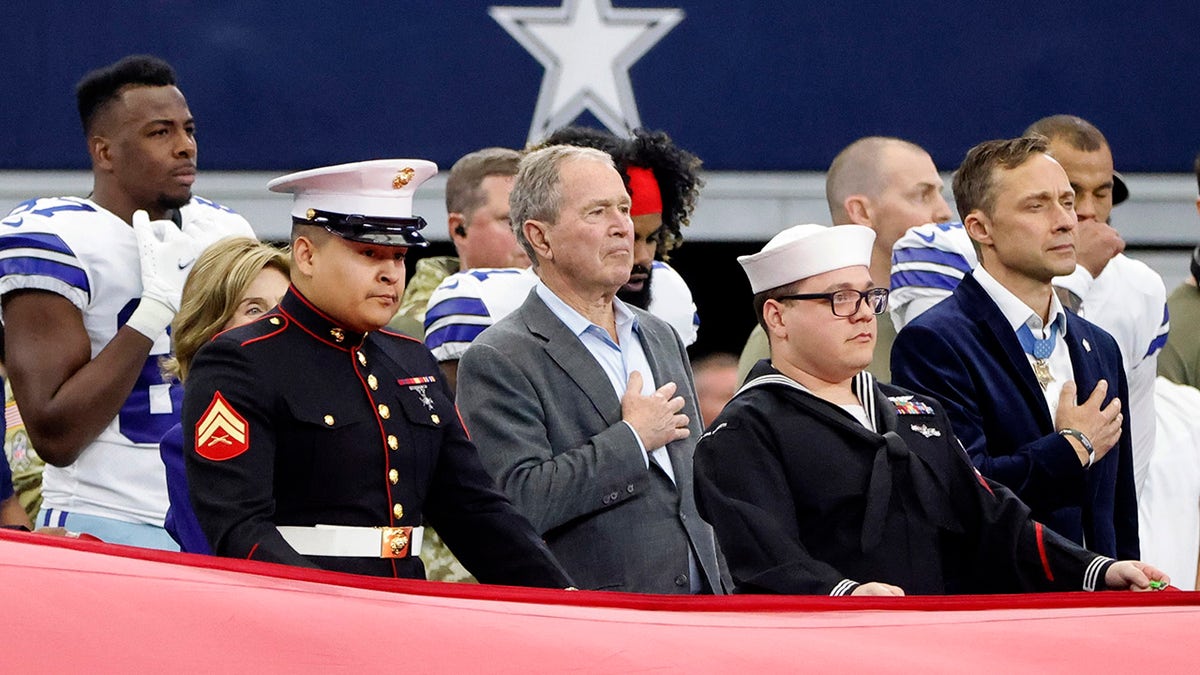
[116, 299, 183, 444]
[118, 357, 184, 444]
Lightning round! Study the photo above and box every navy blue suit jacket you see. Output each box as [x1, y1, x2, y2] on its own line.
[891, 273, 1139, 559]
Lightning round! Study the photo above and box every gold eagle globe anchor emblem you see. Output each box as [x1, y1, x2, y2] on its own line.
[392, 167, 416, 189]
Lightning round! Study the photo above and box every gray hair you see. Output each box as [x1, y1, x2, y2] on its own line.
[510, 144, 615, 267]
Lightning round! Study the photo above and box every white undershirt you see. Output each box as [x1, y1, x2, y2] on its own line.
[973, 267, 1073, 418]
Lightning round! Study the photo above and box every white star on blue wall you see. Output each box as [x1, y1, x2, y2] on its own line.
[490, 0, 684, 145]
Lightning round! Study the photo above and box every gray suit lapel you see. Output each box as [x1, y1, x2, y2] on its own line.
[520, 290, 622, 426]
[635, 313, 697, 489]
[636, 313, 724, 589]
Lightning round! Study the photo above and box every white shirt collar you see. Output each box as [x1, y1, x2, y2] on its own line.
[534, 280, 639, 341]
[973, 266, 1068, 337]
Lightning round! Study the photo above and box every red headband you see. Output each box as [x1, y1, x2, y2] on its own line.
[626, 166, 662, 217]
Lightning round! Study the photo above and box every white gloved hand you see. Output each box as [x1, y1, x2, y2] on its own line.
[125, 209, 201, 340]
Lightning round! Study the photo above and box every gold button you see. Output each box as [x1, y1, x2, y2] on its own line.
[357, 352, 367, 366]
[430, 414, 440, 424]
[367, 374, 378, 390]
[388, 469, 399, 485]
[378, 404, 390, 419]
[387, 435, 398, 450]
[323, 414, 335, 426]
[330, 327, 345, 343]
[393, 503, 404, 519]
[269, 317, 281, 325]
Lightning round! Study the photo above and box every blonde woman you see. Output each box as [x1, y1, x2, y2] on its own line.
[160, 238, 290, 553]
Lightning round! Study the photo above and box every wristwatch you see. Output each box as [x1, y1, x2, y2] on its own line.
[1059, 428, 1095, 468]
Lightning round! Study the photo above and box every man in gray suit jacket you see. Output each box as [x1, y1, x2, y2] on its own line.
[457, 145, 725, 594]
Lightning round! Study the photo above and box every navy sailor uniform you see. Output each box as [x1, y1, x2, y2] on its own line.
[694, 360, 1115, 595]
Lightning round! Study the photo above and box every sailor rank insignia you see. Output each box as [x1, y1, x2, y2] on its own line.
[910, 424, 942, 438]
[195, 391, 249, 461]
[889, 395, 934, 415]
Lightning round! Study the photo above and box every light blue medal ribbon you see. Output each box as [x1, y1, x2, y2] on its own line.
[1016, 322, 1059, 360]
[1016, 322, 1059, 389]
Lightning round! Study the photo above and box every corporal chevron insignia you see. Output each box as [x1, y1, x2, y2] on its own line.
[195, 391, 249, 461]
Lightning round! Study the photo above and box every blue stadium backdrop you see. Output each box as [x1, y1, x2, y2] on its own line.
[3, 1, 1198, 356]
[3, 1, 1198, 172]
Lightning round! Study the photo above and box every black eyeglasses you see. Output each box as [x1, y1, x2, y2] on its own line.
[777, 287, 890, 317]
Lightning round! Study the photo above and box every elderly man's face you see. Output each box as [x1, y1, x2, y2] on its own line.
[542, 158, 635, 295]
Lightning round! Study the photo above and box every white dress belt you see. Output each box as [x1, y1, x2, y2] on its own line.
[276, 524, 424, 559]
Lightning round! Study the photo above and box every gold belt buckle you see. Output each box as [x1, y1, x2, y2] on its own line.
[380, 526, 412, 559]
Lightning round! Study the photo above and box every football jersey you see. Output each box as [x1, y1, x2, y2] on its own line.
[0, 196, 255, 526]
[424, 260, 700, 362]
[889, 221, 977, 331]
[1054, 254, 1168, 494]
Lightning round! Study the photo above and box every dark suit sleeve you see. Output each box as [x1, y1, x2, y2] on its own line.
[976, 478, 1116, 593]
[936, 423, 1113, 593]
[421, 371, 574, 588]
[456, 342, 650, 536]
[660, 321, 732, 594]
[694, 414, 855, 595]
[1111, 354, 1141, 560]
[184, 338, 314, 568]
[892, 322, 1085, 513]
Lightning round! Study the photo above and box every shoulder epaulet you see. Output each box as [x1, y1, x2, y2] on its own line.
[208, 312, 289, 348]
[378, 327, 424, 344]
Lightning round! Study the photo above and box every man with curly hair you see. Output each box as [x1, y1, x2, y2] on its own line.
[523, 126, 702, 315]
[423, 127, 705, 389]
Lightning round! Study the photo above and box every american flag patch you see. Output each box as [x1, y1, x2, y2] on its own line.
[889, 396, 934, 415]
[4, 401, 23, 430]
[397, 375, 437, 386]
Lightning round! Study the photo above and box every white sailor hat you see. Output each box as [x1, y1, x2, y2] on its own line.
[267, 159, 437, 247]
[738, 224, 876, 294]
